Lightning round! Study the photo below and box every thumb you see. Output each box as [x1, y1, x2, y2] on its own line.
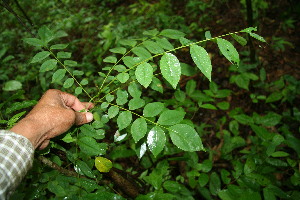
[75, 112, 93, 125]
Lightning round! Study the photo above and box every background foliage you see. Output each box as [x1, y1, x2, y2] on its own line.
[1, 0, 299, 199]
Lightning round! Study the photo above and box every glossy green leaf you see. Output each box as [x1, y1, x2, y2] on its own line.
[190, 44, 212, 81]
[117, 111, 132, 130]
[169, 124, 204, 151]
[95, 157, 112, 173]
[132, 47, 152, 60]
[128, 98, 145, 110]
[3, 80, 22, 91]
[131, 118, 147, 143]
[160, 53, 181, 89]
[63, 78, 74, 88]
[108, 106, 119, 119]
[217, 38, 240, 65]
[23, 38, 44, 47]
[109, 47, 127, 54]
[143, 41, 164, 54]
[143, 102, 164, 117]
[78, 137, 107, 156]
[52, 69, 66, 83]
[50, 44, 69, 50]
[158, 110, 185, 125]
[160, 29, 185, 39]
[40, 59, 57, 72]
[147, 126, 166, 157]
[116, 89, 128, 105]
[117, 73, 129, 83]
[76, 160, 95, 178]
[249, 32, 266, 42]
[199, 173, 209, 187]
[103, 56, 117, 63]
[31, 51, 50, 63]
[135, 62, 153, 88]
[220, 169, 231, 184]
[57, 51, 71, 59]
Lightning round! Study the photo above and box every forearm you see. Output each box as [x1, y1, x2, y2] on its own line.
[0, 130, 34, 200]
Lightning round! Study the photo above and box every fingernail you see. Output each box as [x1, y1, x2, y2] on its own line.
[86, 112, 93, 122]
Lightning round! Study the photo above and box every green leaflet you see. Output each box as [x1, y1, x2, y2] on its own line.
[217, 38, 240, 65]
[231, 34, 247, 46]
[209, 172, 221, 196]
[57, 51, 71, 59]
[122, 56, 142, 68]
[147, 126, 166, 157]
[23, 38, 44, 47]
[75, 87, 82, 95]
[63, 78, 74, 88]
[190, 44, 212, 81]
[150, 77, 164, 93]
[128, 82, 142, 98]
[52, 69, 66, 83]
[160, 53, 181, 89]
[131, 118, 147, 143]
[108, 106, 119, 119]
[50, 44, 69, 50]
[117, 111, 132, 130]
[128, 98, 145, 110]
[157, 110, 185, 125]
[135, 62, 153, 88]
[156, 38, 174, 50]
[78, 137, 107, 156]
[64, 60, 77, 67]
[95, 157, 113, 173]
[119, 39, 137, 47]
[38, 26, 54, 44]
[40, 59, 57, 72]
[169, 124, 204, 151]
[143, 102, 164, 117]
[109, 47, 127, 54]
[2, 80, 22, 91]
[132, 47, 152, 60]
[143, 41, 165, 54]
[117, 73, 129, 83]
[31, 51, 50, 63]
[160, 29, 185, 39]
[103, 56, 117, 63]
[116, 89, 128, 105]
[75, 160, 95, 178]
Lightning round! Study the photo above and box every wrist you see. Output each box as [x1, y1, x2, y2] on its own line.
[10, 116, 48, 149]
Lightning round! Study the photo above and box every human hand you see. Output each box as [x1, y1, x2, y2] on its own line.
[11, 89, 94, 149]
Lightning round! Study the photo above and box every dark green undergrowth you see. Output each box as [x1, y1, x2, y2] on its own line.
[0, 0, 299, 199]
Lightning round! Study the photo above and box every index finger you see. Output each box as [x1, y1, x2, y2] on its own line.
[60, 92, 88, 112]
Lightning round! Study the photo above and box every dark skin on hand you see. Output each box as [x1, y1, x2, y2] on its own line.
[11, 89, 94, 149]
